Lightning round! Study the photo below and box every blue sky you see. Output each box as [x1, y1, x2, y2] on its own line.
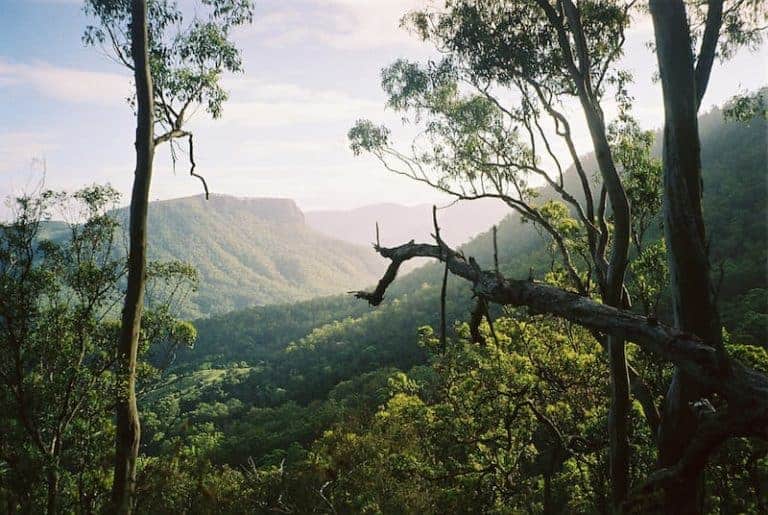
[1, 0, 766, 212]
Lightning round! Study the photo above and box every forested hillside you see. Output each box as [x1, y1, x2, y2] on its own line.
[144, 195, 388, 316]
[127, 106, 768, 512]
[2, 1, 766, 512]
[44, 195, 386, 317]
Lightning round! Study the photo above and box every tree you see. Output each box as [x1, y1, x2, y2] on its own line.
[350, 0, 638, 507]
[0, 186, 196, 514]
[649, 1, 765, 512]
[305, 316, 633, 513]
[83, 0, 253, 510]
[349, 0, 766, 512]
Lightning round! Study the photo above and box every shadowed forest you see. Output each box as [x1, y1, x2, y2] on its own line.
[1, 1, 767, 514]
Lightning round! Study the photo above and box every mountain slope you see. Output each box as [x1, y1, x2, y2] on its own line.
[175, 103, 766, 392]
[146, 103, 767, 474]
[138, 195, 384, 317]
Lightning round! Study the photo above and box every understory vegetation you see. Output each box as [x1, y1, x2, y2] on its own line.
[1, 0, 767, 513]
[2, 102, 765, 513]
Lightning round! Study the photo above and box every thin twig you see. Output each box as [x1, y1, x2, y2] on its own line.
[493, 225, 499, 276]
[434, 205, 449, 351]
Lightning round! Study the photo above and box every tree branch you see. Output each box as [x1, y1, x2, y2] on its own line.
[186, 133, 209, 200]
[694, 0, 724, 109]
[153, 129, 189, 146]
[352, 238, 768, 411]
[153, 131, 209, 199]
[633, 406, 766, 500]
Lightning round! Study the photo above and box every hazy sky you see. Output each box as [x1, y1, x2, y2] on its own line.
[1, 0, 766, 211]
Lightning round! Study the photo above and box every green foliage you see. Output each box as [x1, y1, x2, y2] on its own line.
[83, 0, 254, 125]
[242, 314, 639, 513]
[627, 240, 668, 316]
[727, 342, 768, 374]
[0, 186, 197, 513]
[134, 99, 766, 512]
[3, 102, 764, 512]
[724, 88, 768, 123]
[406, 1, 630, 95]
[722, 289, 767, 346]
[135, 196, 384, 317]
[609, 116, 663, 250]
[699, 102, 768, 343]
[687, 1, 767, 59]
[37, 196, 385, 317]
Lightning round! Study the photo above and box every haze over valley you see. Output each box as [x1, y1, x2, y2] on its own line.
[1, 1, 766, 513]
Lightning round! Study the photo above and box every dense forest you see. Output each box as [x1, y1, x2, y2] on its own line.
[1, 1, 767, 514]
[143, 103, 768, 513]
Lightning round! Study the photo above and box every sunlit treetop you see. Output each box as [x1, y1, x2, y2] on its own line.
[405, 0, 633, 102]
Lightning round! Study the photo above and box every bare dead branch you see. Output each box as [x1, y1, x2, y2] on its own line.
[352, 238, 768, 416]
[440, 260, 449, 351]
[469, 297, 485, 345]
[186, 133, 209, 200]
[493, 225, 499, 276]
[434, 206, 449, 351]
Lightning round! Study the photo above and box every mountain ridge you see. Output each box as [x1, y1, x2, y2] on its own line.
[305, 197, 510, 248]
[137, 194, 387, 317]
[148, 194, 306, 225]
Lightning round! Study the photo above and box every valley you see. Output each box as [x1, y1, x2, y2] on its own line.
[135, 104, 767, 510]
[2, 1, 766, 511]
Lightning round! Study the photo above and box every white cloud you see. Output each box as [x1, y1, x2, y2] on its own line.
[200, 77, 383, 128]
[222, 96, 379, 128]
[249, 0, 432, 50]
[0, 60, 130, 106]
[0, 131, 58, 174]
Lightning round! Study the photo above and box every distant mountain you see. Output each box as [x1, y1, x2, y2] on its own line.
[151, 103, 766, 473]
[305, 198, 511, 248]
[124, 195, 385, 317]
[183, 103, 766, 370]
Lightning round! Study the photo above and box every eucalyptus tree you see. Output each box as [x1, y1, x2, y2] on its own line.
[349, 0, 766, 512]
[647, 1, 765, 512]
[82, 0, 253, 511]
[350, 1, 641, 507]
[0, 186, 196, 515]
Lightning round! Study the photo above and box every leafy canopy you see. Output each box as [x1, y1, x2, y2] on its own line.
[83, 0, 254, 137]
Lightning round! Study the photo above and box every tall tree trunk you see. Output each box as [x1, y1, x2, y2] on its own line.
[527, 5, 634, 505]
[111, 0, 154, 512]
[46, 468, 59, 515]
[649, 1, 725, 513]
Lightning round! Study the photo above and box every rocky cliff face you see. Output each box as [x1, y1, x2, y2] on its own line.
[150, 194, 305, 225]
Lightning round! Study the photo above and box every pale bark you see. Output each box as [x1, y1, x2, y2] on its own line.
[111, 0, 155, 512]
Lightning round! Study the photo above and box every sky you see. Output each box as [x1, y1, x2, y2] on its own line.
[0, 0, 766, 213]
